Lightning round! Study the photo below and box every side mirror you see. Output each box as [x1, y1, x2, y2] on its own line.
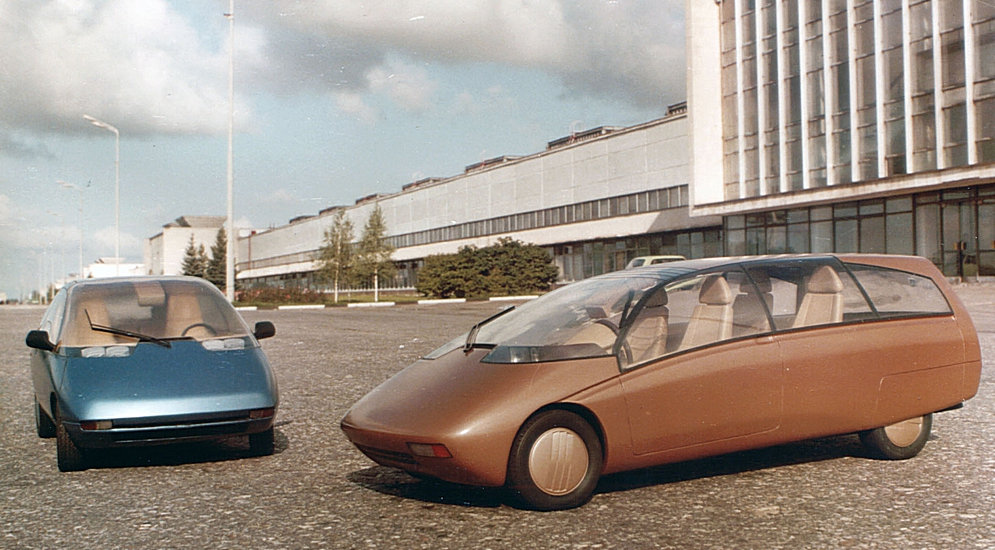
[254, 321, 276, 340]
[26, 330, 56, 352]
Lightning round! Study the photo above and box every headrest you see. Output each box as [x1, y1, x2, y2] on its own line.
[807, 265, 844, 294]
[747, 271, 772, 293]
[134, 281, 166, 307]
[643, 289, 668, 308]
[699, 274, 733, 305]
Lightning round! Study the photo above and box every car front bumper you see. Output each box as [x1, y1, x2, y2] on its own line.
[64, 410, 275, 448]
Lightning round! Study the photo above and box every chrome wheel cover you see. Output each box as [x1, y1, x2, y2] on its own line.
[528, 427, 589, 496]
[884, 416, 924, 447]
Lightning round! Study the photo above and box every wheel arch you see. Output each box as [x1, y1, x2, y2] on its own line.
[527, 402, 607, 469]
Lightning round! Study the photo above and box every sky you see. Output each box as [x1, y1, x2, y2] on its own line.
[0, 0, 687, 300]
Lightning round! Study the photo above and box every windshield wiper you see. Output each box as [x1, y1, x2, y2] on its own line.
[86, 310, 172, 348]
[464, 306, 516, 352]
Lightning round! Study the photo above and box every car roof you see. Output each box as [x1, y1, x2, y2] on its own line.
[608, 253, 932, 282]
[63, 275, 210, 291]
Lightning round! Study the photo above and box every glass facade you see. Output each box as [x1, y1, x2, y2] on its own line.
[725, 184, 995, 277]
[720, 0, 994, 197]
[552, 228, 724, 282]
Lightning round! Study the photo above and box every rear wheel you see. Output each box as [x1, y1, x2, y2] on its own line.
[34, 397, 56, 439]
[55, 407, 87, 472]
[249, 428, 275, 456]
[860, 413, 932, 460]
[506, 410, 602, 511]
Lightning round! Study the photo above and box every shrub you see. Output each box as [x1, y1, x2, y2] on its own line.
[416, 238, 559, 299]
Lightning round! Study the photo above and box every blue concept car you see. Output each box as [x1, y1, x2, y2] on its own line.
[26, 276, 278, 472]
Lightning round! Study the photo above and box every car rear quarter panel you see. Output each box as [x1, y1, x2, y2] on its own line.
[839, 254, 982, 403]
[776, 316, 967, 439]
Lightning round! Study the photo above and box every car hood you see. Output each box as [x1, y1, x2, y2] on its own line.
[342, 347, 619, 440]
[58, 341, 278, 421]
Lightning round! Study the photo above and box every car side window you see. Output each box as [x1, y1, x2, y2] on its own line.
[619, 268, 764, 369]
[40, 290, 67, 341]
[746, 260, 873, 330]
[845, 263, 953, 317]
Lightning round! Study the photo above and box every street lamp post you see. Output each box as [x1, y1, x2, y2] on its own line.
[225, 0, 235, 302]
[83, 114, 120, 276]
[57, 181, 85, 278]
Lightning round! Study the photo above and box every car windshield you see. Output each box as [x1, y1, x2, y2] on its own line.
[59, 279, 252, 348]
[454, 270, 687, 363]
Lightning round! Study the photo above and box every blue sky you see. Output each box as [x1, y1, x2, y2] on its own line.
[0, 0, 687, 299]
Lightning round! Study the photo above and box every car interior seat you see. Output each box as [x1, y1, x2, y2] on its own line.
[791, 265, 844, 328]
[733, 272, 773, 336]
[64, 296, 120, 347]
[624, 288, 669, 364]
[679, 274, 734, 351]
[165, 292, 210, 339]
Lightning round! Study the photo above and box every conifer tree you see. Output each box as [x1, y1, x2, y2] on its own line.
[181, 235, 208, 278]
[206, 227, 228, 290]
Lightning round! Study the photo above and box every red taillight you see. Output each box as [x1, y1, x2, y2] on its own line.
[407, 443, 453, 459]
[249, 407, 275, 419]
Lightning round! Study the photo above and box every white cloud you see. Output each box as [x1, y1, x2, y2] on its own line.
[334, 92, 377, 122]
[366, 59, 437, 112]
[91, 225, 141, 259]
[264, 0, 685, 109]
[0, 0, 261, 136]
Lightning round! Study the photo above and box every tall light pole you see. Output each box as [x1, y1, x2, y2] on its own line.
[58, 181, 85, 278]
[225, 0, 235, 302]
[83, 114, 120, 276]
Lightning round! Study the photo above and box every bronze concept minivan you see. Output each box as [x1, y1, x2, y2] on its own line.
[342, 255, 981, 510]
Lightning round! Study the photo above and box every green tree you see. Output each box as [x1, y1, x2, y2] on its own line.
[181, 234, 208, 278]
[206, 227, 228, 291]
[315, 210, 355, 302]
[416, 238, 559, 298]
[354, 204, 396, 302]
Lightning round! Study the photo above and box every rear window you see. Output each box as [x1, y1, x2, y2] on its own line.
[846, 264, 953, 317]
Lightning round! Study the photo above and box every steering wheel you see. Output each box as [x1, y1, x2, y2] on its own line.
[181, 323, 218, 337]
[594, 318, 633, 363]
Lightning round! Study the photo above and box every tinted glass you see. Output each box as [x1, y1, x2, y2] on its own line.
[846, 264, 953, 316]
[60, 278, 251, 347]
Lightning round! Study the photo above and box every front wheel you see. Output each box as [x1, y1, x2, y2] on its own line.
[506, 410, 602, 511]
[249, 428, 275, 456]
[859, 413, 932, 460]
[55, 407, 87, 472]
[35, 397, 56, 439]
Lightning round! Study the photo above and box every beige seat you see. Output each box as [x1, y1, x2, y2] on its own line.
[792, 265, 844, 328]
[64, 297, 119, 347]
[625, 289, 669, 363]
[679, 274, 734, 350]
[165, 293, 210, 338]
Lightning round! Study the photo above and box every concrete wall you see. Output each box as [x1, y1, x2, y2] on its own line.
[236, 114, 714, 280]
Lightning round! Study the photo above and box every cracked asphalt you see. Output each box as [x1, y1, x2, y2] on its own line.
[2, 288, 994, 549]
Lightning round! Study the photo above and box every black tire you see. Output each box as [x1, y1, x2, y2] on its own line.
[55, 407, 87, 472]
[506, 409, 602, 511]
[35, 397, 56, 439]
[860, 413, 932, 460]
[249, 428, 275, 456]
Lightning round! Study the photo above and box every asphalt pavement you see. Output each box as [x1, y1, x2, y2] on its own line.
[2, 289, 994, 549]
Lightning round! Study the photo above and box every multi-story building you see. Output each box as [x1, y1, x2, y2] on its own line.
[687, 0, 995, 277]
[145, 215, 228, 276]
[236, 105, 723, 289]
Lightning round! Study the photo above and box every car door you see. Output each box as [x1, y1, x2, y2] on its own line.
[619, 268, 783, 456]
[30, 290, 67, 414]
